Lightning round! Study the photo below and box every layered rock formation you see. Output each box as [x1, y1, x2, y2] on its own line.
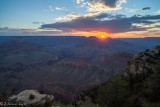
[8, 90, 54, 105]
[125, 45, 160, 79]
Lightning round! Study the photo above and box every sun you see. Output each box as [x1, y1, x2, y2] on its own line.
[101, 35, 105, 38]
[97, 32, 109, 39]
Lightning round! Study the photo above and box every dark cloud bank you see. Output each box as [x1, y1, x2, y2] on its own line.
[41, 13, 160, 33]
[141, 7, 151, 11]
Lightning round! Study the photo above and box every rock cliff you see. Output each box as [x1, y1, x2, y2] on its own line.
[124, 45, 160, 79]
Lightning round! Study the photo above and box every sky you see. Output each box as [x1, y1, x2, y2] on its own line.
[0, 0, 160, 38]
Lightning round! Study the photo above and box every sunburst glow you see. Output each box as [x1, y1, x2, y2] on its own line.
[97, 32, 109, 39]
[101, 35, 105, 38]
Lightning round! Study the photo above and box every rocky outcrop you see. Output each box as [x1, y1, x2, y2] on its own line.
[8, 90, 54, 105]
[124, 45, 160, 79]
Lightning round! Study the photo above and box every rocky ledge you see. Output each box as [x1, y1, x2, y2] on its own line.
[8, 90, 54, 105]
[124, 45, 160, 79]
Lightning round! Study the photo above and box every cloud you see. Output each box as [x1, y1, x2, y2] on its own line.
[41, 14, 160, 33]
[1, 14, 160, 37]
[84, 0, 126, 12]
[32, 22, 45, 24]
[55, 11, 99, 20]
[126, 7, 151, 13]
[55, 7, 67, 11]
[0, 27, 61, 36]
[44, 6, 54, 12]
[125, 8, 139, 13]
[141, 7, 151, 11]
[76, 0, 84, 4]
[0, 27, 35, 36]
[0, 27, 8, 30]
[56, 0, 126, 21]
[155, 9, 160, 15]
[56, 13, 81, 20]
[49, 6, 54, 11]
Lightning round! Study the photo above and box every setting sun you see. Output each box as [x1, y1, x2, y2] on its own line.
[101, 35, 105, 38]
[97, 32, 109, 39]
